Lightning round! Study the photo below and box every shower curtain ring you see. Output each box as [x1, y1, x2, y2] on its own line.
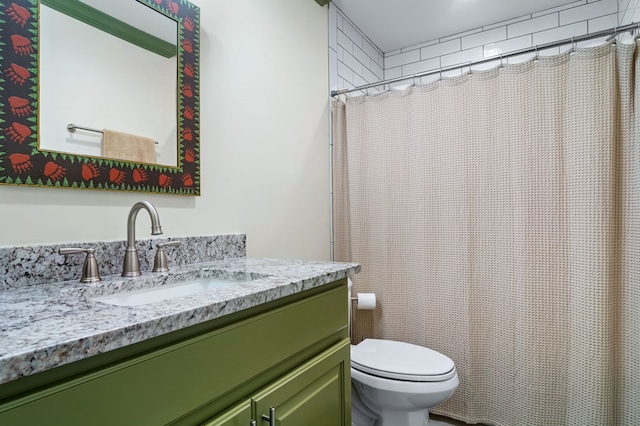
[612, 27, 619, 44]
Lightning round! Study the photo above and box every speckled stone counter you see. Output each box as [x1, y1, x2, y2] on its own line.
[0, 255, 360, 386]
[0, 234, 247, 290]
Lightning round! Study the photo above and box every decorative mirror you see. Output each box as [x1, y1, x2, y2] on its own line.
[0, 0, 200, 195]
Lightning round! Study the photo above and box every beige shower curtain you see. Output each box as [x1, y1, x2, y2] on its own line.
[333, 42, 640, 425]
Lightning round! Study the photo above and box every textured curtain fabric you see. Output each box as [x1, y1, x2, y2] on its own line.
[332, 42, 640, 425]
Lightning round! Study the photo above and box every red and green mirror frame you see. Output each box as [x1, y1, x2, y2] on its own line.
[0, 0, 201, 195]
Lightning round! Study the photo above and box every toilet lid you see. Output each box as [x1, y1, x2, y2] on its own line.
[351, 339, 456, 382]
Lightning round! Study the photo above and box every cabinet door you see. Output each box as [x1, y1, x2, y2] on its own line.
[252, 338, 351, 426]
[202, 400, 252, 426]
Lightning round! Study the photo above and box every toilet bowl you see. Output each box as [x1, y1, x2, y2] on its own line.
[348, 281, 458, 426]
[350, 338, 459, 426]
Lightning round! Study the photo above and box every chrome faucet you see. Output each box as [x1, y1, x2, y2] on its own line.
[122, 201, 163, 277]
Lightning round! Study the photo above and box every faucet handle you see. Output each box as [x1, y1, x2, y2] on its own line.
[59, 247, 102, 283]
[153, 240, 182, 273]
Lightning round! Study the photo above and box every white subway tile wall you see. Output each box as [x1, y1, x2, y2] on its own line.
[484, 36, 531, 59]
[588, 13, 619, 32]
[560, 0, 617, 24]
[385, 0, 617, 81]
[532, 21, 587, 45]
[329, 5, 384, 93]
[532, 1, 587, 18]
[386, 49, 421, 69]
[619, 0, 640, 24]
[330, 0, 622, 94]
[461, 27, 507, 50]
[421, 39, 462, 61]
[508, 14, 559, 39]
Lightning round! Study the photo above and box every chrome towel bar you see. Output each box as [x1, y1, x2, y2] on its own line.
[67, 123, 159, 144]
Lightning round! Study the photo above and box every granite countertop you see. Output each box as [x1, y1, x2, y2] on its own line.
[0, 257, 360, 386]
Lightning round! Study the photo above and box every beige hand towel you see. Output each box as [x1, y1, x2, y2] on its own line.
[102, 129, 156, 163]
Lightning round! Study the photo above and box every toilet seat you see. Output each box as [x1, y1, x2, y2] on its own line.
[351, 339, 456, 382]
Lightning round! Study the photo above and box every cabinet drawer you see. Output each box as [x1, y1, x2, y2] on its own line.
[0, 283, 348, 426]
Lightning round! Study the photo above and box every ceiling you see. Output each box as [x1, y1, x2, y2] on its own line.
[332, 0, 581, 53]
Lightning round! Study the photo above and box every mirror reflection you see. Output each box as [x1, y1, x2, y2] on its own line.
[38, 0, 178, 167]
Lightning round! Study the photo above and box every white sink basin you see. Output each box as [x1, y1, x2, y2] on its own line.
[93, 277, 239, 307]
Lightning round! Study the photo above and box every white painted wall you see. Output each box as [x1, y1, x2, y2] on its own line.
[0, 0, 331, 261]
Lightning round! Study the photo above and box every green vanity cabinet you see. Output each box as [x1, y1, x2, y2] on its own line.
[206, 338, 350, 426]
[204, 400, 253, 426]
[0, 280, 350, 425]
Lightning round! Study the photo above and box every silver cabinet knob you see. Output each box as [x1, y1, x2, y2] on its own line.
[59, 247, 101, 283]
[152, 240, 182, 272]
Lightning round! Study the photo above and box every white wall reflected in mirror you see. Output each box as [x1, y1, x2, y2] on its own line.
[39, 2, 178, 167]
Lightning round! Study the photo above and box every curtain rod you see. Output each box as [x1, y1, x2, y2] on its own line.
[330, 22, 639, 97]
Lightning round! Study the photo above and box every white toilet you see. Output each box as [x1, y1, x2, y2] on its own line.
[349, 282, 459, 426]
